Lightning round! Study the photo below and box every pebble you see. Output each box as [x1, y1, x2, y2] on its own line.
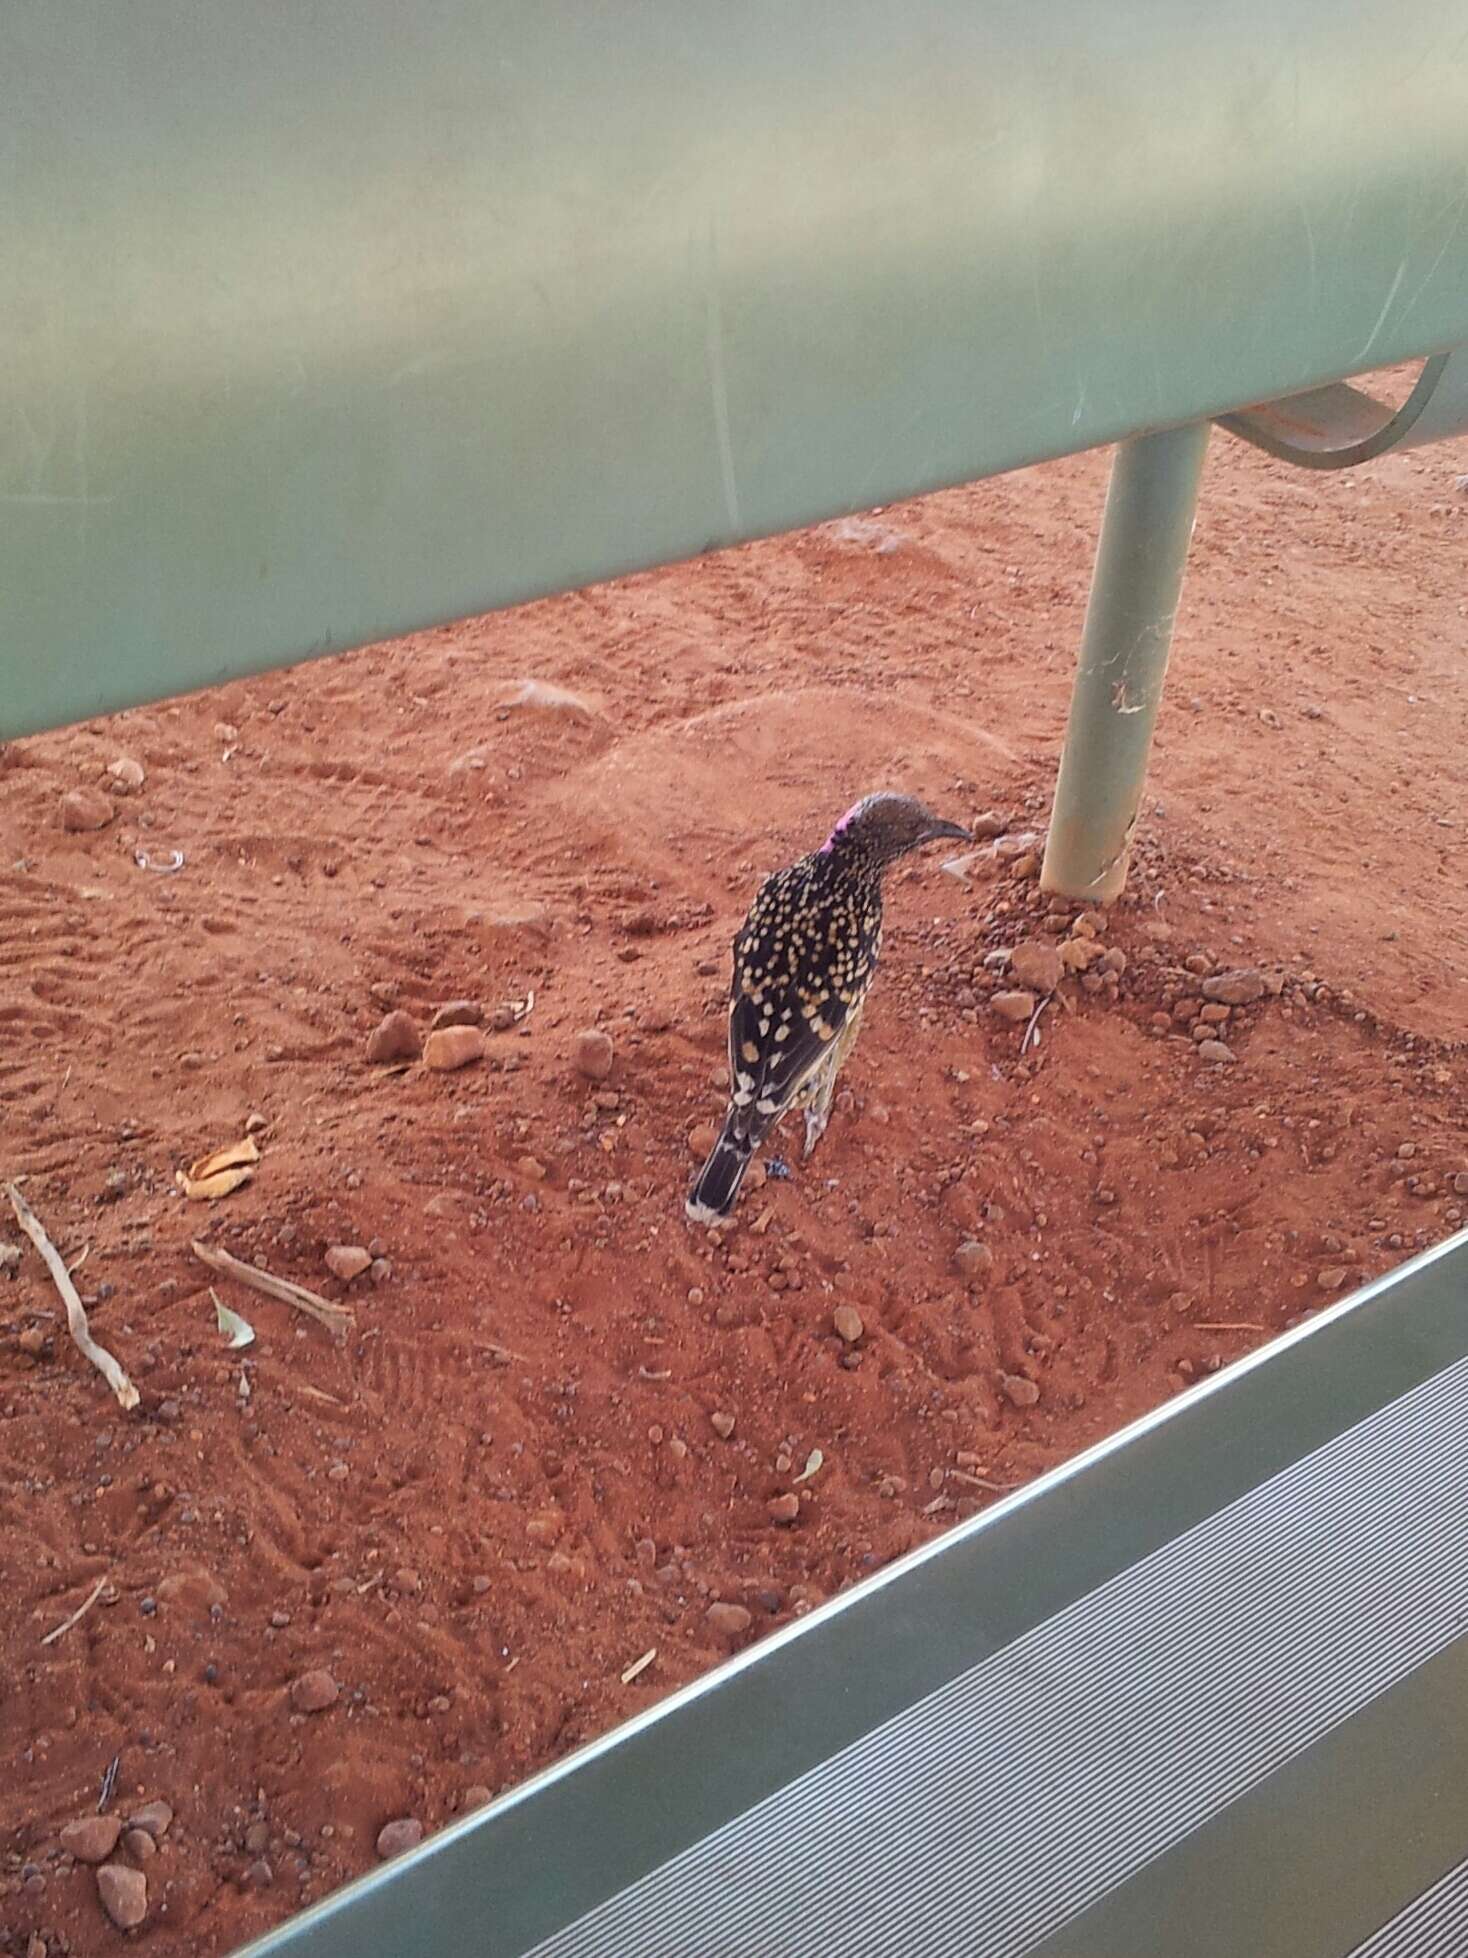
[710, 1411, 736, 1439]
[1184, 953, 1213, 976]
[461, 1785, 493, 1811]
[124, 1828, 157, 1863]
[1198, 1003, 1231, 1025]
[832, 1305, 864, 1344]
[107, 757, 146, 794]
[289, 1668, 340, 1714]
[1196, 1040, 1236, 1064]
[1201, 967, 1267, 1005]
[59, 786, 115, 832]
[1059, 937, 1101, 973]
[18, 1326, 47, 1357]
[376, 1818, 425, 1860]
[371, 1257, 393, 1285]
[573, 1029, 615, 1082]
[1099, 947, 1127, 975]
[767, 1493, 801, 1526]
[366, 1011, 422, 1064]
[97, 1863, 148, 1929]
[424, 1026, 486, 1071]
[1454, 1173, 1468, 1197]
[244, 1857, 274, 1890]
[1000, 1373, 1041, 1408]
[324, 1244, 372, 1283]
[688, 1122, 719, 1160]
[705, 1601, 753, 1638]
[431, 1000, 483, 1030]
[1008, 941, 1062, 993]
[1317, 1266, 1350, 1291]
[969, 811, 1010, 839]
[59, 1815, 122, 1863]
[990, 991, 1036, 1023]
[955, 1239, 993, 1280]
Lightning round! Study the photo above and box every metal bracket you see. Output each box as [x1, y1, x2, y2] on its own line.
[1219, 346, 1468, 469]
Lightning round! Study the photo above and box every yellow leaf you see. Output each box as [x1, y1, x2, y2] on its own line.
[177, 1165, 256, 1202]
[185, 1137, 261, 1183]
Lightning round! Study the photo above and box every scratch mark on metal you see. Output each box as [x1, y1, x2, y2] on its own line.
[704, 224, 741, 536]
[1355, 260, 1407, 362]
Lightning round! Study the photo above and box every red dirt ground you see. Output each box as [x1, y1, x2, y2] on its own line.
[2, 409, 1466, 1955]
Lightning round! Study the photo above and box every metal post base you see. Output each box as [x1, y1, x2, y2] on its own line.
[1040, 420, 1210, 902]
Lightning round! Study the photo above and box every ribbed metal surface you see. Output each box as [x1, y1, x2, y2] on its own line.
[1354, 1859, 1468, 1957]
[531, 1355, 1468, 1958]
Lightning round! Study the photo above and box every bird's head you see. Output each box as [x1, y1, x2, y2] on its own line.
[823, 792, 971, 868]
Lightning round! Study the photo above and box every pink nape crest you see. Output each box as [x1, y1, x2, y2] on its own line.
[821, 799, 867, 853]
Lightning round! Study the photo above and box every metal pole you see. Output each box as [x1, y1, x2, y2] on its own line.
[1040, 420, 1210, 902]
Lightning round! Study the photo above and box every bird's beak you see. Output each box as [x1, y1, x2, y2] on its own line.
[923, 818, 973, 845]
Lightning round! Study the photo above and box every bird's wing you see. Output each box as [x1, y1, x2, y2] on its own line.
[726, 982, 849, 1135]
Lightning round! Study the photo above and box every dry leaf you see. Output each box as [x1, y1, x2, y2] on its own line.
[213, 1289, 255, 1350]
[178, 1136, 260, 1202]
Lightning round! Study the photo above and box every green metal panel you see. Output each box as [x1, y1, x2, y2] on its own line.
[5, 2, 1468, 737]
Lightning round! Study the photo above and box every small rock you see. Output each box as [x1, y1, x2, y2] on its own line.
[431, 1000, 483, 1031]
[376, 1818, 425, 1860]
[1198, 1003, 1231, 1025]
[0, 1241, 21, 1278]
[955, 1239, 993, 1280]
[366, 1011, 422, 1064]
[18, 1325, 47, 1357]
[516, 1155, 546, 1181]
[1000, 1373, 1041, 1408]
[1008, 941, 1062, 993]
[1184, 953, 1213, 976]
[244, 1857, 274, 1890]
[60, 787, 115, 833]
[833, 1305, 864, 1343]
[324, 1244, 372, 1283]
[767, 1493, 801, 1525]
[1317, 1266, 1350, 1291]
[572, 1029, 614, 1082]
[688, 1122, 719, 1160]
[370, 1257, 392, 1285]
[1099, 947, 1127, 976]
[461, 1785, 493, 1811]
[107, 757, 146, 794]
[1196, 1039, 1236, 1064]
[123, 1829, 157, 1863]
[1059, 937, 1101, 973]
[289, 1669, 339, 1714]
[424, 1026, 486, 1071]
[710, 1411, 736, 1439]
[60, 1815, 122, 1863]
[705, 1601, 753, 1638]
[1200, 968, 1267, 1006]
[97, 1863, 147, 1930]
[990, 991, 1036, 1023]
[969, 811, 1010, 839]
[1452, 1172, 1468, 1197]
[213, 721, 240, 744]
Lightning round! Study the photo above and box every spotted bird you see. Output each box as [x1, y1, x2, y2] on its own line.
[686, 792, 971, 1224]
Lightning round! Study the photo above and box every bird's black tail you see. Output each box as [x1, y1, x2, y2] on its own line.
[686, 1109, 758, 1225]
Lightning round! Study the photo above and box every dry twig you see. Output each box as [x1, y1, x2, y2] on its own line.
[41, 1573, 110, 1647]
[191, 1239, 353, 1336]
[6, 1183, 138, 1410]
